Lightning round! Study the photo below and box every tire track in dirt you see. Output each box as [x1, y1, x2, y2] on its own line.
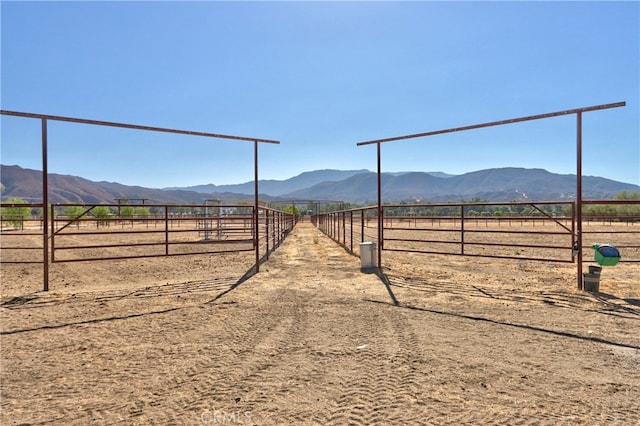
[188, 225, 359, 423]
[203, 222, 431, 424]
[160, 222, 428, 424]
[323, 306, 429, 425]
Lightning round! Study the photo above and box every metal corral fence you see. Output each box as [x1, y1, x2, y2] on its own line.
[0, 202, 46, 264]
[581, 200, 640, 264]
[313, 200, 640, 265]
[312, 206, 380, 255]
[0, 203, 296, 288]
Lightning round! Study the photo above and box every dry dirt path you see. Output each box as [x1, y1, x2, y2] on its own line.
[1, 221, 639, 425]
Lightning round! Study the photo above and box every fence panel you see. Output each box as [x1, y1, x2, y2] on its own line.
[0, 203, 45, 264]
[316, 201, 582, 263]
[582, 200, 640, 264]
[315, 200, 640, 267]
[50, 204, 257, 262]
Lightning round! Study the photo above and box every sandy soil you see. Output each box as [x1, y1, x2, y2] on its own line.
[1, 220, 639, 425]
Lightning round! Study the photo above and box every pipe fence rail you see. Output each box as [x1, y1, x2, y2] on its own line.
[314, 200, 640, 267]
[314, 207, 379, 255]
[0, 202, 296, 289]
[0, 203, 46, 264]
[259, 206, 298, 262]
[50, 203, 257, 262]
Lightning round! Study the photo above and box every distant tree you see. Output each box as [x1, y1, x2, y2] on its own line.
[614, 190, 640, 220]
[120, 205, 135, 218]
[63, 204, 86, 228]
[1, 198, 31, 229]
[134, 206, 150, 218]
[283, 205, 301, 216]
[614, 190, 640, 200]
[582, 190, 640, 222]
[92, 205, 112, 227]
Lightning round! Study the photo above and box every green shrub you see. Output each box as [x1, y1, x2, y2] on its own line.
[1, 198, 31, 229]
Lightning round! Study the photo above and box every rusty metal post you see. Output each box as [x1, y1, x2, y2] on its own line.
[350, 210, 354, 253]
[342, 211, 346, 246]
[576, 112, 583, 290]
[570, 203, 576, 262]
[332, 212, 336, 239]
[254, 141, 260, 272]
[165, 205, 169, 255]
[460, 204, 465, 255]
[377, 142, 383, 269]
[41, 119, 49, 291]
[50, 204, 55, 263]
[274, 210, 278, 247]
[266, 208, 270, 260]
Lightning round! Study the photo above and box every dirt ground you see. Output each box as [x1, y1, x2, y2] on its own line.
[1, 220, 639, 425]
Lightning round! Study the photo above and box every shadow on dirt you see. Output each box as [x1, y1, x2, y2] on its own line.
[0, 263, 260, 336]
[374, 271, 640, 319]
[364, 298, 640, 351]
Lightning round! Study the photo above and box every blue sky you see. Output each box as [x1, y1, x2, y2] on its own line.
[1, 1, 638, 188]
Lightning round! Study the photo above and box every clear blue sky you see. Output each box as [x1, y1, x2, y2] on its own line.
[1, 1, 638, 188]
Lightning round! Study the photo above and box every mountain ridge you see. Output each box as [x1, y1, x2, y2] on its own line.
[1, 164, 638, 205]
[164, 169, 372, 196]
[283, 167, 639, 203]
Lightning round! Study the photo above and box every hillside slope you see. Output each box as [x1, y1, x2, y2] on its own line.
[2, 164, 638, 204]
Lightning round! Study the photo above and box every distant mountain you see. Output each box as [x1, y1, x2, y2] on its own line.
[387, 171, 455, 179]
[166, 169, 371, 196]
[2, 164, 637, 205]
[168, 169, 454, 195]
[282, 168, 639, 203]
[0, 165, 282, 204]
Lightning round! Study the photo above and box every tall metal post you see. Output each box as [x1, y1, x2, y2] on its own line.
[42, 119, 49, 291]
[377, 141, 383, 269]
[254, 141, 260, 272]
[576, 112, 583, 290]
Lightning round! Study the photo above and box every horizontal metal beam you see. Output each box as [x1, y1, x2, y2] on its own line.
[0, 110, 280, 144]
[357, 101, 626, 146]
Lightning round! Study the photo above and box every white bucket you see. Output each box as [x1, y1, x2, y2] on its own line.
[359, 242, 377, 270]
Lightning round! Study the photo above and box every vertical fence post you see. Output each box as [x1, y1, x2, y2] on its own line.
[275, 211, 279, 247]
[332, 213, 335, 239]
[254, 141, 260, 272]
[49, 204, 55, 263]
[571, 203, 576, 262]
[377, 142, 383, 269]
[342, 212, 346, 247]
[576, 112, 583, 290]
[350, 210, 354, 253]
[266, 208, 270, 259]
[460, 204, 465, 255]
[41, 118, 49, 292]
[164, 205, 169, 255]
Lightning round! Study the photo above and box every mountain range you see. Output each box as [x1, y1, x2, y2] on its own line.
[1, 164, 638, 205]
